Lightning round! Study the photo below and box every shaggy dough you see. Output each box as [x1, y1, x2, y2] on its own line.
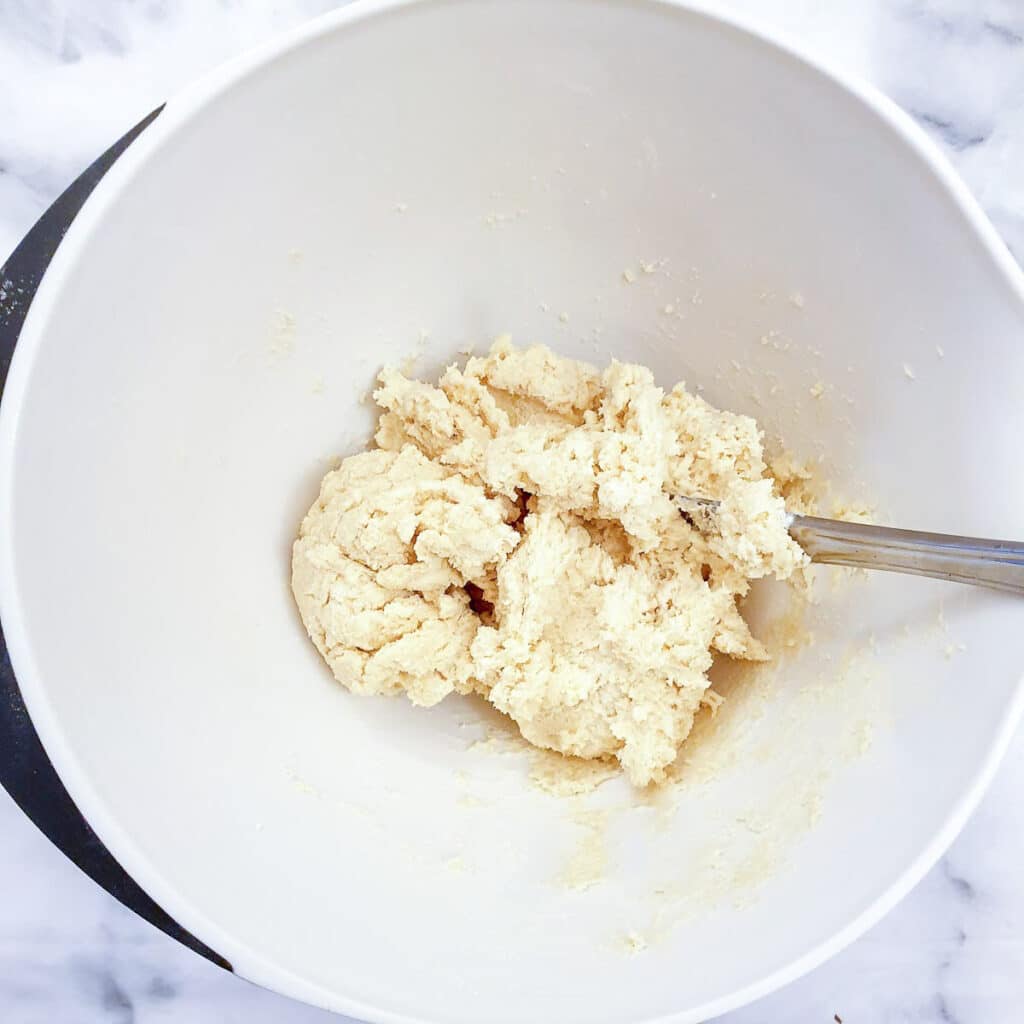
[292, 338, 806, 786]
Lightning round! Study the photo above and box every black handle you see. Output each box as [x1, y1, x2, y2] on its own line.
[0, 106, 231, 973]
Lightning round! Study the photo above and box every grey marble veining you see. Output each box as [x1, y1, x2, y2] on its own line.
[2, 2, 1023, 1022]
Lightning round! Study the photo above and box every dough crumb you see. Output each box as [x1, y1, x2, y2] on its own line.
[559, 809, 609, 890]
[853, 720, 873, 754]
[700, 689, 726, 718]
[530, 750, 620, 796]
[291, 339, 808, 787]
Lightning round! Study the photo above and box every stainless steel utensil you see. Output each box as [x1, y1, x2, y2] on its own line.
[675, 497, 1024, 595]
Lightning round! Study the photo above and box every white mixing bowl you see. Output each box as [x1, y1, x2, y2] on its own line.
[2, 1, 1023, 1021]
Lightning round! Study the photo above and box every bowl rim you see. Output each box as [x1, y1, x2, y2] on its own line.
[2, 1, 1023, 1021]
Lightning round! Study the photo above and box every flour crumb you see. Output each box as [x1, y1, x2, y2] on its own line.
[269, 310, 297, 357]
[902, 362, 916, 380]
[392, 202, 408, 213]
[287, 247, 304, 264]
[789, 291, 805, 309]
[311, 374, 325, 395]
[809, 381, 825, 399]
[663, 303, 676, 315]
[622, 268, 637, 284]
[559, 311, 570, 324]
[485, 207, 529, 228]
[622, 931, 648, 955]
[288, 772, 317, 797]
[936, 344, 945, 358]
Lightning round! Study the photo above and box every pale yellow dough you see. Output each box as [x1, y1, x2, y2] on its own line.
[292, 338, 806, 786]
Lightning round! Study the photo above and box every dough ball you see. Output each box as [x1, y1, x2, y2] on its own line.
[292, 446, 518, 707]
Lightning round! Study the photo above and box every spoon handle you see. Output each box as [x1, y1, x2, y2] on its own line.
[789, 515, 1024, 595]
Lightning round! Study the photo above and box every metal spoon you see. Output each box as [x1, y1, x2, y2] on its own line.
[675, 496, 1024, 595]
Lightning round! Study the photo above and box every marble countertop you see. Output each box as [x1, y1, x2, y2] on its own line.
[2, 2, 1023, 1021]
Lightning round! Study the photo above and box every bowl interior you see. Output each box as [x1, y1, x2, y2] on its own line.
[4, 1, 1024, 1022]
